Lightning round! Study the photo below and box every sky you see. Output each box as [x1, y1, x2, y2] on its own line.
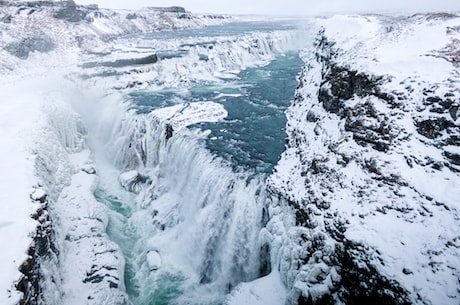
[75, 0, 460, 15]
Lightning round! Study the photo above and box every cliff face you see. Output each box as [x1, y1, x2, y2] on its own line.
[267, 14, 460, 305]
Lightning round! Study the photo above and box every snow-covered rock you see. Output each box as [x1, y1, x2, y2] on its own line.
[146, 250, 162, 271]
[268, 13, 460, 305]
[225, 271, 287, 305]
[119, 169, 149, 193]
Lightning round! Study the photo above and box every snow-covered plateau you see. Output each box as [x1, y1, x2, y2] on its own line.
[0, 2, 459, 305]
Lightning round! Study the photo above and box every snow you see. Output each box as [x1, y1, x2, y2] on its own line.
[2, 2, 459, 305]
[268, 12, 460, 305]
[225, 271, 287, 305]
[0, 77, 55, 305]
[150, 101, 228, 131]
[146, 250, 162, 271]
[56, 150, 128, 305]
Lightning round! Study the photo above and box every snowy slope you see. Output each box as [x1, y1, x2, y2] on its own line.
[267, 13, 460, 305]
[0, 77, 47, 305]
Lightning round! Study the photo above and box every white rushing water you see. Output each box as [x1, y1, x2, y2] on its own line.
[50, 19, 315, 305]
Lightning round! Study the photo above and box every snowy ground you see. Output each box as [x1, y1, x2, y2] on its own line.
[0, 75, 49, 305]
[267, 12, 460, 305]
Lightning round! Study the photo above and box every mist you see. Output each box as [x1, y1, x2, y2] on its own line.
[76, 0, 460, 15]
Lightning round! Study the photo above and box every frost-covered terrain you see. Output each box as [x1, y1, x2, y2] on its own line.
[266, 13, 460, 305]
[0, 2, 459, 305]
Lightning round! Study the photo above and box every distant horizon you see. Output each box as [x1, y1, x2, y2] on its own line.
[73, 0, 460, 16]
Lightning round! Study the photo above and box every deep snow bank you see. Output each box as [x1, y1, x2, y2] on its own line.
[267, 13, 460, 305]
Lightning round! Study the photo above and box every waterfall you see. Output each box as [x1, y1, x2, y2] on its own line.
[88, 106, 270, 304]
[69, 19, 312, 305]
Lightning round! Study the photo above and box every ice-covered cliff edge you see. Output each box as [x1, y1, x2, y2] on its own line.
[267, 13, 460, 305]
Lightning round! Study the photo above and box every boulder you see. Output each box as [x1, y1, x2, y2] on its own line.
[31, 188, 47, 203]
[146, 250, 161, 271]
[118, 170, 148, 193]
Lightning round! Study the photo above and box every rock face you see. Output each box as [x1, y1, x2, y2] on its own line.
[82, 54, 158, 69]
[5, 34, 55, 59]
[17, 190, 57, 305]
[267, 14, 460, 305]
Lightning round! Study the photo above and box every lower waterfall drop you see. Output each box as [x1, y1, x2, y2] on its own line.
[80, 21, 309, 305]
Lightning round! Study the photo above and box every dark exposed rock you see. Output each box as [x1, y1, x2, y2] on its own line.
[83, 265, 120, 289]
[317, 64, 392, 116]
[126, 13, 140, 20]
[82, 54, 158, 69]
[449, 103, 459, 120]
[331, 241, 411, 305]
[259, 243, 271, 277]
[148, 6, 187, 13]
[416, 117, 456, 139]
[444, 151, 460, 165]
[402, 268, 413, 275]
[344, 102, 395, 152]
[440, 99, 454, 110]
[5, 34, 55, 59]
[426, 96, 442, 103]
[53, 0, 90, 23]
[165, 123, 174, 141]
[318, 87, 344, 114]
[306, 110, 320, 122]
[18, 195, 58, 305]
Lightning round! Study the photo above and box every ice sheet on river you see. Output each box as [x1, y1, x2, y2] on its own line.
[150, 101, 228, 131]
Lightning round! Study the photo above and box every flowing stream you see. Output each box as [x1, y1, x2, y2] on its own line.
[85, 20, 309, 305]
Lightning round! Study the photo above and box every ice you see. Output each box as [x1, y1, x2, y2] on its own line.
[150, 101, 228, 131]
[225, 271, 287, 305]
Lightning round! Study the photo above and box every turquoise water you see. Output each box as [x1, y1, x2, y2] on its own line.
[130, 52, 303, 174]
[93, 19, 308, 305]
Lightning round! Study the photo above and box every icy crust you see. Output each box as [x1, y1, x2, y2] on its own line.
[79, 28, 306, 91]
[26, 85, 129, 305]
[225, 270, 287, 305]
[55, 151, 128, 305]
[150, 101, 228, 131]
[268, 14, 460, 305]
[0, 2, 230, 73]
